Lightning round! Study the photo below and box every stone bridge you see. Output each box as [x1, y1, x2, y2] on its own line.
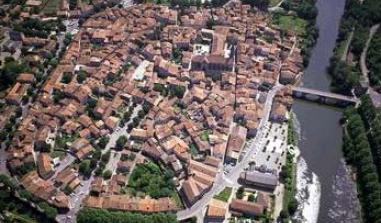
[291, 86, 359, 107]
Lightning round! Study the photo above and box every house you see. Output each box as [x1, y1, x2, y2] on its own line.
[181, 160, 218, 206]
[83, 195, 178, 212]
[5, 82, 28, 105]
[37, 153, 54, 180]
[21, 171, 70, 209]
[239, 170, 278, 191]
[205, 199, 227, 222]
[17, 73, 35, 84]
[130, 128, 148, 141]
[55, 168, 80, 192]
[229, 199, 264, 217]
[225, 125, 247, 164]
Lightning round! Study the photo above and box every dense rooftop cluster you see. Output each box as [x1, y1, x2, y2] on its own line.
[3, 1, 303, 216]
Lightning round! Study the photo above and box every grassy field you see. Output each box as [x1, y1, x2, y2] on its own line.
[334, 33, 352, 59]
[273, 15, 308, 36]
[213, 187, 232, 202]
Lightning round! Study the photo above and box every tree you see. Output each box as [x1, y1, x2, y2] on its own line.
[287, 198, 298, 215]
[97, 136, 109, 150]
[101, 151, 111, 163]
[0, 59, 30, 90]
[280, 209, 289, 219]
[115, 136, 127, 150]
[79, 160, 92, 177]
[137, 109, 145, 118]
[102, 170, 112, 179]
[61, 72, 73, 84]
[236, 186, 244, 199]
[247, 194, 255, 202]
[38, 202, 58, 219]
[77, 208, 178, 223]
[196, 0, 201, 8]
[77, 70, 88, 83]
[169, 85, 186, 98]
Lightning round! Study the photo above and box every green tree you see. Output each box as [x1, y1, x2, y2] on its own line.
[115, 135, 127, 150]
[79, 160, 92, 177]
[287, 198, 298, 215]
[236, 186, 244, 199]
[77, 70, 88, 83]
[103, 170, 112, 179]
[38, 202, 58, 219]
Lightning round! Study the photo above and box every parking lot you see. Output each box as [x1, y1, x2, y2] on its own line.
[251, 122, 288, 173]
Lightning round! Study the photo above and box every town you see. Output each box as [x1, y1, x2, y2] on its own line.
[0, 0, 306, 223]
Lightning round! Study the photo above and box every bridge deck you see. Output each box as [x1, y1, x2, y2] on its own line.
[292, 87, 359, 103]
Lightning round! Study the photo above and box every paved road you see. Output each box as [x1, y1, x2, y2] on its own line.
[56, 175, 93, 223]
[105, 104, 141, 172]
[51, 155, 77, 179]
[177, 85, 281, 220]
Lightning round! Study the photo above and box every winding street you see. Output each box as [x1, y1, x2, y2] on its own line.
[177, 84, 282, 221]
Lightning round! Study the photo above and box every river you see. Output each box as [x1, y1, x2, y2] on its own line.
[292, 0, 361, 222]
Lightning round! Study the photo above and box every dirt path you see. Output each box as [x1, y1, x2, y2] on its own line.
[360, 24, 380, 84]
[340, 28, 354, 61]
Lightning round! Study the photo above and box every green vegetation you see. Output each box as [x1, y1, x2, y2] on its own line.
[103, 170, 112, 180]
[272, 15, 308, 36]
[169, 85, 186, 98]
[128, 162, 175, 199]
[77, 70, 88, 83]
[358, 95, 381, 179]
[188, 143, 198, 156]
[172, 48, 182, 64]
[200, 130, 210, 141]
[79, 160, 93, 177]
[0, 57, 31, 91]
[367, 29, 381, 90]
[54, 133, 77, 150]
[0, 174, 56, 223]
[279, 152, 298, 222]
[280, 119, 297, 222]
[115, 135, 128, 150]
[273, 0, 318, 66]
[328, 0, 381, 94]
[77, 208, 178, 223]
[13, 18, 64, 38]
[342, 99, 381, 223]
[37, 202, 58, 220]
[327, 59, 360, 95]
[97, 136, 110, 150]
[236, 186, 244, 199]
[213, 187, 232, 202]
[3, 211, 38, 223]
[61, 72, 73, 84]
[287, 117, 297, 146]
